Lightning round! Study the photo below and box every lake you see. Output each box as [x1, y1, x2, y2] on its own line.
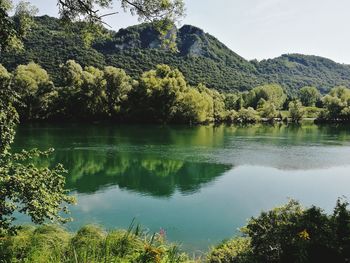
[13, 123, 350, 252]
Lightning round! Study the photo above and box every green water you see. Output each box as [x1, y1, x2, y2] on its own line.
[13, 123, 350, 251]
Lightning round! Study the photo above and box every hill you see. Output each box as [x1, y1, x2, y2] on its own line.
[1, 16, 350, 94]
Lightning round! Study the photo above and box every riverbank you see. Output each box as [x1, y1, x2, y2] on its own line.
[3, 198, 350, 263]
[0, 224, 194, 263]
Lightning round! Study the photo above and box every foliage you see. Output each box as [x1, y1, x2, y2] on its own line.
[0, 63, 75, 236]
[130, 64, 189, 123]
[3, 60, 350, 124]
[245, 84, 286, 109]
[303, 106, 322, 118]
[289, 100, 305, 123]
[1, 0, 184, 53]
[207, 238, 254, 263]
[299, 86, 321, 107]
[104, 66, 134, 117]
[318, 86, 350, 121]
[3, 17, 348, 94]
[12, 62, 54, 119]
[242, 200, 305, 262]
[214, 199, 350, 263]
[257, 54, 350, 94]
[57, 0, 185, 25]
[237, 107, 260, 123]
[0, 64, 17, 154]
[257, 99, 277, 120]
[3, 17, 350, 94]
[0, 0, 38, 52]
[0, 224, 192, 263]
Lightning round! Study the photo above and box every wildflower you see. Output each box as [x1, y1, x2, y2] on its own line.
[159, 228, 166, 239]
[298, 229, 310, 240]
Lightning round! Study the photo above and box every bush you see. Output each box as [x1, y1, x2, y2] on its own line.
[237, 107, 260, 123]
[207, 238, 254, 263]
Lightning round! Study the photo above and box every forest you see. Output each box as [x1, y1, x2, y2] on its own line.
[1, 61, 350, 124]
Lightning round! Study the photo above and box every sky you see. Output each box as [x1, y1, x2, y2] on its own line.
[13, 0, 350, 64]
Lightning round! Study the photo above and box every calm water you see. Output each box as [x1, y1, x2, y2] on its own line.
[13, 123, 350, 252]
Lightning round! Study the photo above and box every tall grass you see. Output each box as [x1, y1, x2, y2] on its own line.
[0, 224, 194, 263]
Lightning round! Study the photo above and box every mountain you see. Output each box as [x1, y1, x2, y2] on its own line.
[256, 54, 350, 94]
[1, 15, 350, 94]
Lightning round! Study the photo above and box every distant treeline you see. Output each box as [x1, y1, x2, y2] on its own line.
[1, 61, 350, 124]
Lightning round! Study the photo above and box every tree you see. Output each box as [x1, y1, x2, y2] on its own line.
[175, 85, 214, 123]
[0, 0, 38, 52]
[289, 100, 304, 123]
[320, 86, 350, 121]
[0, 64, 75, 235]
[237, 107, 260, 123]
[131, 64, 188, 123]
[257, 99, 277, 121]
[1, 0, 185, 51]
[246, 84, 286, 110]
[58, 0, 185, 24]
[12, 62, 53, 119]
[243, 200, 304, 262]
[79, 66, 108, 118]
[299, 86, 321, 107]
[104, 66, 134, 117]
[0, 64, 16, 154]
[196, 84, 226, 122]
[329, 86, 350, 103]
[322, 95, 344, 120]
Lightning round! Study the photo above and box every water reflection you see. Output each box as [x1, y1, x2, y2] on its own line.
[63, 155, 231, 196]
[12, 123, 350, 251]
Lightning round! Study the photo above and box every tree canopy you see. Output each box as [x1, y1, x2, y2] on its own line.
[0, 61, 74, 236]
[0, 0, 185, 52]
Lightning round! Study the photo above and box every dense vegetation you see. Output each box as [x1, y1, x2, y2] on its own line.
[1, 200, 350, 262]
[1, 61, 350, 124]
[0, 224, 191, 263]
[207, 199, 350, 263]
[0, 63, 74, 236]
[2, 16, 350, 94]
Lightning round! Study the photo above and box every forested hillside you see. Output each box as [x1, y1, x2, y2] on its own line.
[1, 16, 350, 94]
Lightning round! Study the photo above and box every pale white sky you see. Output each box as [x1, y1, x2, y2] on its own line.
[15, 0, 350, 64]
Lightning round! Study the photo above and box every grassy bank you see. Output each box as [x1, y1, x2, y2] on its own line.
[2, 199, 350, 262]
[0, 225, 193, 263]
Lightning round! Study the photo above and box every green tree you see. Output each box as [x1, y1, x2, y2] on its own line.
[246, 84, 286, 110]
[12, 62, 53, 119]
[1, 0, 185, 51]
[196, 84, 226, 122]
[0, 0, 38, 52]
[299, 86, 321, 107]
[237, 107, 260, 123]
[79, 66, 108, 118]
[131, 64, 188, 123]
[104, 66, 134, 117]
[0, 64, 75, 235]
[320, 86, 350, 121]
[257, 99, 277, 120]
[329, 86, 350, 103]
[175, 85, 214, 123]
[243, 200, 304, 262]
[289, 100, 304, 123]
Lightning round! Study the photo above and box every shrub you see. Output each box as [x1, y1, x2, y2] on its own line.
[207, 238, 254, 263]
